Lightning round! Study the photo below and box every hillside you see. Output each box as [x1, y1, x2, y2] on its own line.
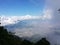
[0, 26, 50, 45]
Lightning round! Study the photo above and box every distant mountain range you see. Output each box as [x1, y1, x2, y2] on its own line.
[4, 19, 43, 42]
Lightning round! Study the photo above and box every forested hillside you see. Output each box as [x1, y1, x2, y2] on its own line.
[0, 26, 50, 45]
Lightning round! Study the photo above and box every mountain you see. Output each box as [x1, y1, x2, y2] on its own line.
[4, 19, 45, 42]
[4, 17, 53, 42]
[4, 19, 41, 30]
[0, 26, 50, 45]
[0, 26, 34, 45]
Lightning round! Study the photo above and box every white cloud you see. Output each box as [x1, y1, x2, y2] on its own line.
[0, 15, 39, 26]
[13, 19, 53, 38]
[45, 0, 60, 45]
[0, 12, 52, 26]
[45, 0, 60, 21]
[42, 8, 52, 19]
[14, 28, 34, 37]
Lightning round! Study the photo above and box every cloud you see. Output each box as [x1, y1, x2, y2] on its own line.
[44, 0, 60, 45]
[1, 12, 52, 26]
[45, 0, 60, 21]
[0, 15, 39, 26]
[14, 28, 34, 37]
[13, 19, 53, 38]
[42, 8, 52, 19]
[11, 0, 60, 45]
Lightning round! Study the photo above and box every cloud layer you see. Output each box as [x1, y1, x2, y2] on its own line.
[1, 10, 52, 26]
[45, 0, 60, 45]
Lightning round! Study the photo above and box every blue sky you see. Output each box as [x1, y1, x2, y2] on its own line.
[0, 0, 45, 16]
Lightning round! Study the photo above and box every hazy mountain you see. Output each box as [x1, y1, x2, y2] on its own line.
[4, 19, 48, 42]
[4, 19, 41, 31]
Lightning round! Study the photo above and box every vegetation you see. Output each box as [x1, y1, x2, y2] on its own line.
[0, 26, 50, 45]
[35, 38, 50, 45]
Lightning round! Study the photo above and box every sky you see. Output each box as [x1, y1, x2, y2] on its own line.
[0, 0, 45, 16]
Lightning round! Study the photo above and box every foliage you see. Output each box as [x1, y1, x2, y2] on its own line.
[0, 26, 50, 45]
[35, 38, 50, 45]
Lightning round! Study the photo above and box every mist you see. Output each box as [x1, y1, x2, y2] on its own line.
[14, 0, 60, 45]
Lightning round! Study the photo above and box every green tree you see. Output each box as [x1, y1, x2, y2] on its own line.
[0, 26, 33, 45]
[35, 38, 50, 45]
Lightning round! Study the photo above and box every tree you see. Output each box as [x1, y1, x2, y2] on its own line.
[0, 26, 33, 45]
[0, 26, 22, 45]
[35, 38, 50, 45]
[21, 39, 33, 45]
[0, 26, 50, 45]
